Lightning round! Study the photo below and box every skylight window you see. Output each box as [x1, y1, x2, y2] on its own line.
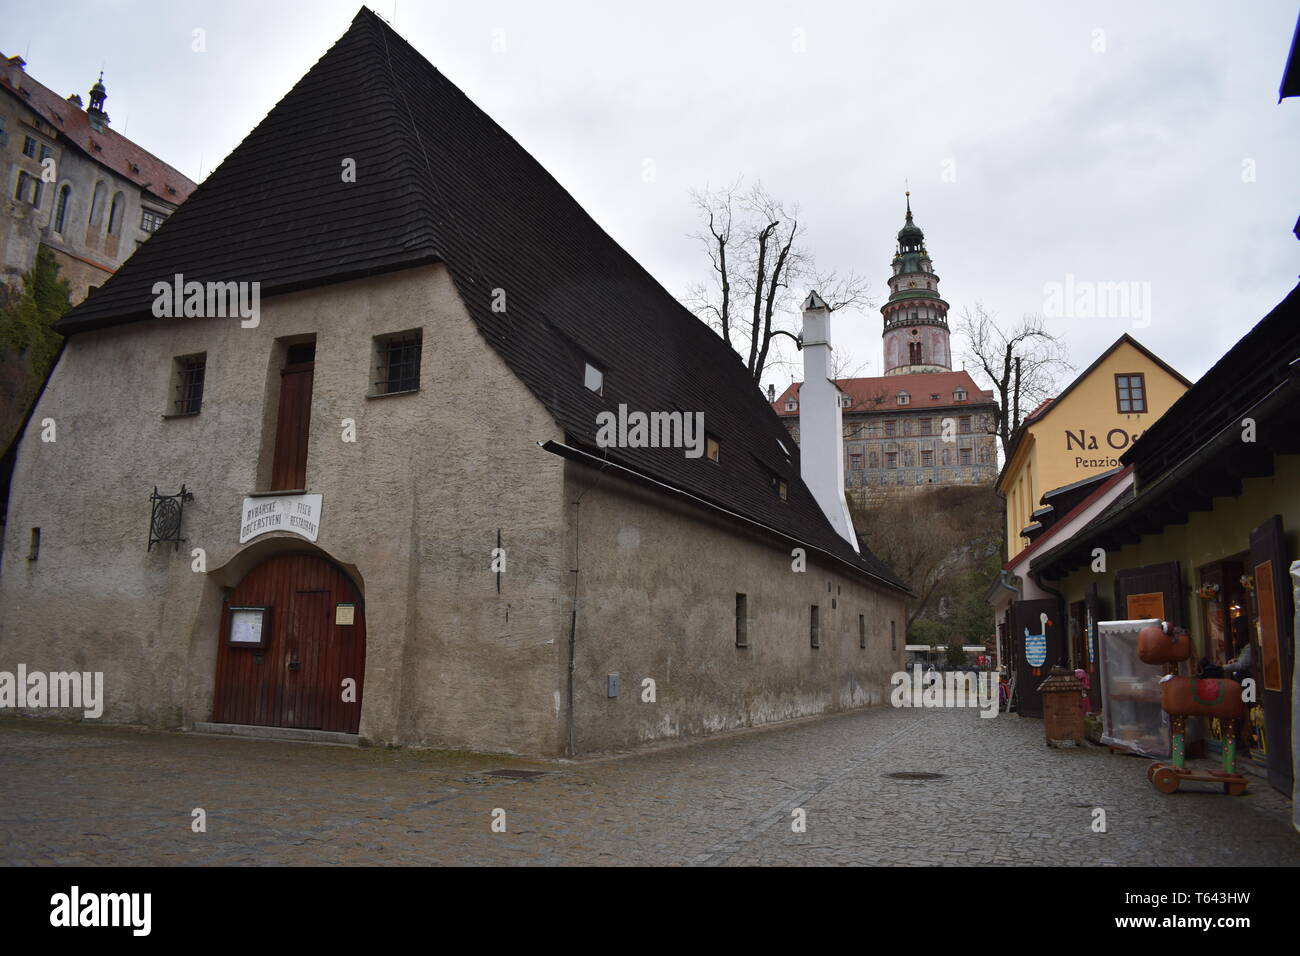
[583, 362, 604, 395]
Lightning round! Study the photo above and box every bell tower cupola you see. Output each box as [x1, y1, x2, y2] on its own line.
[881, 192, 951, 375]
[87, 72, 109, 131]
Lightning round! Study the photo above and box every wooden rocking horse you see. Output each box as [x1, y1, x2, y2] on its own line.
[1137, 621, 1249, 795]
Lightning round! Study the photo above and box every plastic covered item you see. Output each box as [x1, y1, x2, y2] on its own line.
[1098, 618, 1170, 757]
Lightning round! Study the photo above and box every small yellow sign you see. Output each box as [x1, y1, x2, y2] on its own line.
[335, 603, 355, 626]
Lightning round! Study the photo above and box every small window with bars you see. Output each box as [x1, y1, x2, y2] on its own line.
[140, 208, 167, 233]
[736, 593, 748, 647]
[810, 605, 820, 649]
[372, 330, 422, 396]
[170, 354, 206, 415]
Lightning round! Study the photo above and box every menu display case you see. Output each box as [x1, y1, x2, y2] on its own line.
[1097, 618, 1170, 757]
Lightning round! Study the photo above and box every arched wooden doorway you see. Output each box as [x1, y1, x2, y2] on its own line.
[213, 552, 365, 733]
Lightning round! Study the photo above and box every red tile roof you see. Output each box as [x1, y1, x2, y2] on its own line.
[1, 55, 195, 205]
[1024, 397, 1055, 422]
[772, 369, 995, 415]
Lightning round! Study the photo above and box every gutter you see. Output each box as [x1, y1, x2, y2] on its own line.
[986, 569, 1021, 604]
[536, 439, 913, 597]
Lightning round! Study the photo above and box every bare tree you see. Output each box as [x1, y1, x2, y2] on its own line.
[955, 304, 1072, 458]
[687, 179, 871, 386]
[852, 485, 1002, 630]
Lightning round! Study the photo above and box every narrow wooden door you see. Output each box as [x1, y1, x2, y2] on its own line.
[1114, 561, 1186, 629]
[1011, 597, 1061, 718]
[213, 553, 366, 733]
[270, 346, 314, 491]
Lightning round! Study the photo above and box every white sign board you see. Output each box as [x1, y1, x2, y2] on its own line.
[240, 494, 323, 543]
[229, 608, 266, 644]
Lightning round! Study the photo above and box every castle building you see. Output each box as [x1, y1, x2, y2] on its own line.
[772, 196, 999, 504]
[1, 55, 196, 302]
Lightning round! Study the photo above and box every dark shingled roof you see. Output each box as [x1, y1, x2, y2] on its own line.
[52, 8, 907, 593]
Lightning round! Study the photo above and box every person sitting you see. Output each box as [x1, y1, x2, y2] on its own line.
[1225, 643, 1253, 684]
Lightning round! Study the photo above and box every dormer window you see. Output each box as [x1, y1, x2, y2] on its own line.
[766, 470, 789, 500]
[953, 388, 967, 402]
[785, 399, 797, 412]
[838, 393, 851, 409]
[583, 361, 604, 396]
[896, 391, 910, 406]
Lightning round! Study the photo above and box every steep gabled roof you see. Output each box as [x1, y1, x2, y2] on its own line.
[49, 9, 906, 592]
[1023, 333, 1190, 430]
[996, 333, 1189, 486]
[0, 55, 195, 205]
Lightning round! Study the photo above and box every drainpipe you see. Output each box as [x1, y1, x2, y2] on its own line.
[559, 449, 614, 758]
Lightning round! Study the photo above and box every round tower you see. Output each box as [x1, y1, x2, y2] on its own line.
[881, 193, 951, 375]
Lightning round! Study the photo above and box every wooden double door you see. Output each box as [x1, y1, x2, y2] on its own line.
[213, 553, 366, 733]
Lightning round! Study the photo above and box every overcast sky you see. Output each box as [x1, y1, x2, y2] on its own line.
[7, 1, 1299, 397]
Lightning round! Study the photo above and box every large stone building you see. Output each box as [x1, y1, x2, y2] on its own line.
[0, 10, 910, 757]
[772, 197, 999, 504]
[1, 55, 195, 302]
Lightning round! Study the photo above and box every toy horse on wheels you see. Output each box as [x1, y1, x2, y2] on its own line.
[1137, 621, 1248, 795]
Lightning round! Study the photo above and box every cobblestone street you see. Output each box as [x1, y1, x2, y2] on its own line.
[1, 707, 1296, 866]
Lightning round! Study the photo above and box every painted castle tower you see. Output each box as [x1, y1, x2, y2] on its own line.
[882, 193, 951, 376]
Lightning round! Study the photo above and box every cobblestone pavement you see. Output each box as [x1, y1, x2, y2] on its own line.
[1, 707, 1297, 866]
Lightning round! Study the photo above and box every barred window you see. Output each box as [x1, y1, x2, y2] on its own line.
[810, 605, 820, 649]
[373, 330, 422, 395]
[171, 354, 206, 415]
[54, 185, 71, 233]
[141, 208, 167, 233]
[736, 593, 748, 648]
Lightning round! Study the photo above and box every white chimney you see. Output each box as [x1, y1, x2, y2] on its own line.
[798, 291, 859, 552]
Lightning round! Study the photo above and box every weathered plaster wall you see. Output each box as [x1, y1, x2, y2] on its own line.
[1, 260, 909, 757]
[563, 461, 908, 752]
[0, 264, 569, 751]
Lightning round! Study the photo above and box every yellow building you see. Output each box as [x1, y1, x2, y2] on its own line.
[997, 334, 1190, 560]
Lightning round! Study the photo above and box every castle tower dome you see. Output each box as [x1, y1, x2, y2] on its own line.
[87, 71, 109, 131]
[881, 192, 951, 375]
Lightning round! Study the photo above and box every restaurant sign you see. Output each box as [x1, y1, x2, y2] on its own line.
[239, 494, 323, 544]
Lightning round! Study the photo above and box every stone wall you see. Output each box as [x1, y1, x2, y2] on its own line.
[563, 462, 907, 752]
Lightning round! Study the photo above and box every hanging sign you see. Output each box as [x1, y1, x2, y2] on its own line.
[1024, 612, 1048, 668]
[1126, 591, 1165, 621]
[1255, 560, 1282, 691]
[240, 494, 323, 543]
